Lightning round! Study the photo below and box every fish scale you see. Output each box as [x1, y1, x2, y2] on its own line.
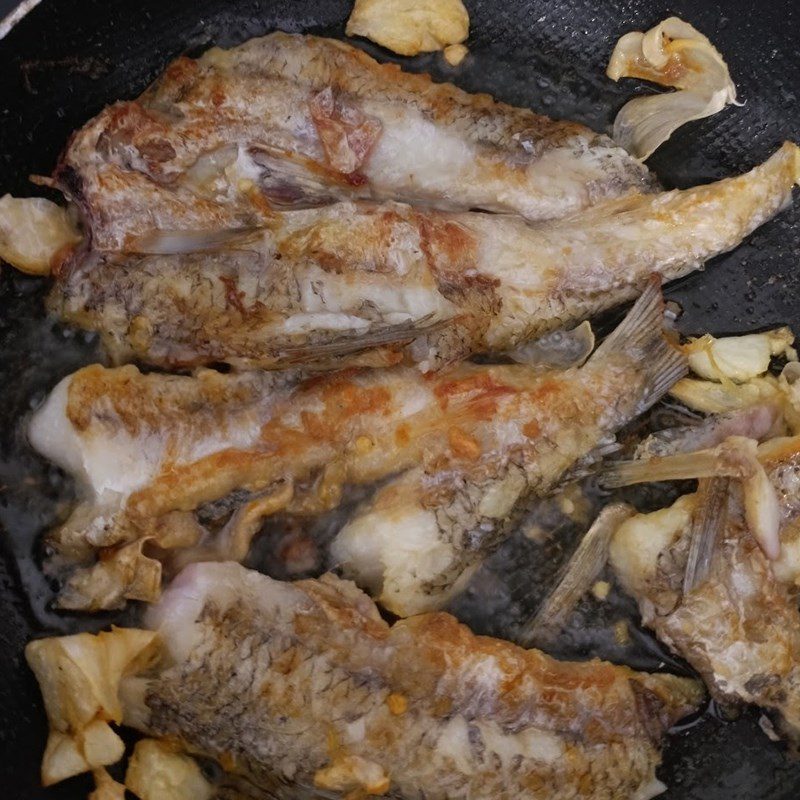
[116, 562, 704, 799]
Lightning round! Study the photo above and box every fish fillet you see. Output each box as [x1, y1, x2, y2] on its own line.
[111, 562, 702, 799]
[48, 144, 800, 371]
[610, 435, 800, 742]
[55, 32, 654, 254]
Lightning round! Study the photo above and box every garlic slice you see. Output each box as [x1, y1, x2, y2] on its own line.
[90, 768, 126, 800]
[608, 18, 735, 95]
[56, 538, 163, 612]
[612, 89, 730, 162]
[670, 376, 781, 414]
[607, 17, 738, 159]
[346, 0, 469, 57]
[610, 495, 696, 599]
[685, 328, 795, 383]
[125, 739, 212, 800]
[25, 628, 159, 786]
[779, 362, 800, 434]
[443, 43, 468, 66]
[742, 449, 782, 560]
[0, 195, 81, 275]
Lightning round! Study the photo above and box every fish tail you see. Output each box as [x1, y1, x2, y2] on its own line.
[590, 276, 687, 416]
[248, 146, 342, 208]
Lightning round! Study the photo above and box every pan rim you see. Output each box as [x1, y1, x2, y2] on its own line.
[0, 0, 42, 40]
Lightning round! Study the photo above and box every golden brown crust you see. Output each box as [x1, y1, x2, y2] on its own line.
[66, 364, 263, 436]
[55, 32, 653, 255]
[392, 613, 698, 740]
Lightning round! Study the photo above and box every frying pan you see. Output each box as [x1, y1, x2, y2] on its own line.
[1, 0, 799, 797]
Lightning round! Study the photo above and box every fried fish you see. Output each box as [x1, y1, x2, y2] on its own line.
[26, 562, 704, 799]
[31, 281, 684, 613]
[47, 143, 800, 370]
[55, 32, 655, 255]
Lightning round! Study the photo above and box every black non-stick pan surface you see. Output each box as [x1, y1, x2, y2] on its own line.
[1, 0, 799, 797]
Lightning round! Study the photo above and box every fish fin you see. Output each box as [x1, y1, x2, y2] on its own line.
[278, 314, 448, 363]
[634, 404, 780, 460]
[127, 226, 264, 255]
[603, 436, 755, 487]
[635, 422, 705, 460]
[683, 477, 730, 593]
[508, 320, 595, 369]
[558, 437, 623, 483]
[248, 146, 344, 208]
[519, 503, 635, 648]
[590, 276, 687, 415]
[591, 277, 666, 360]
[603, 449, 740, 488]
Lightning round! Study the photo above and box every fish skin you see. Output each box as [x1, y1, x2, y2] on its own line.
[55, 32, 654, 253]
[117, 561, 702, 800]
[610, 435, 800, 742]
[49, 144, 800, 372]
[30, 282, 685, 613]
